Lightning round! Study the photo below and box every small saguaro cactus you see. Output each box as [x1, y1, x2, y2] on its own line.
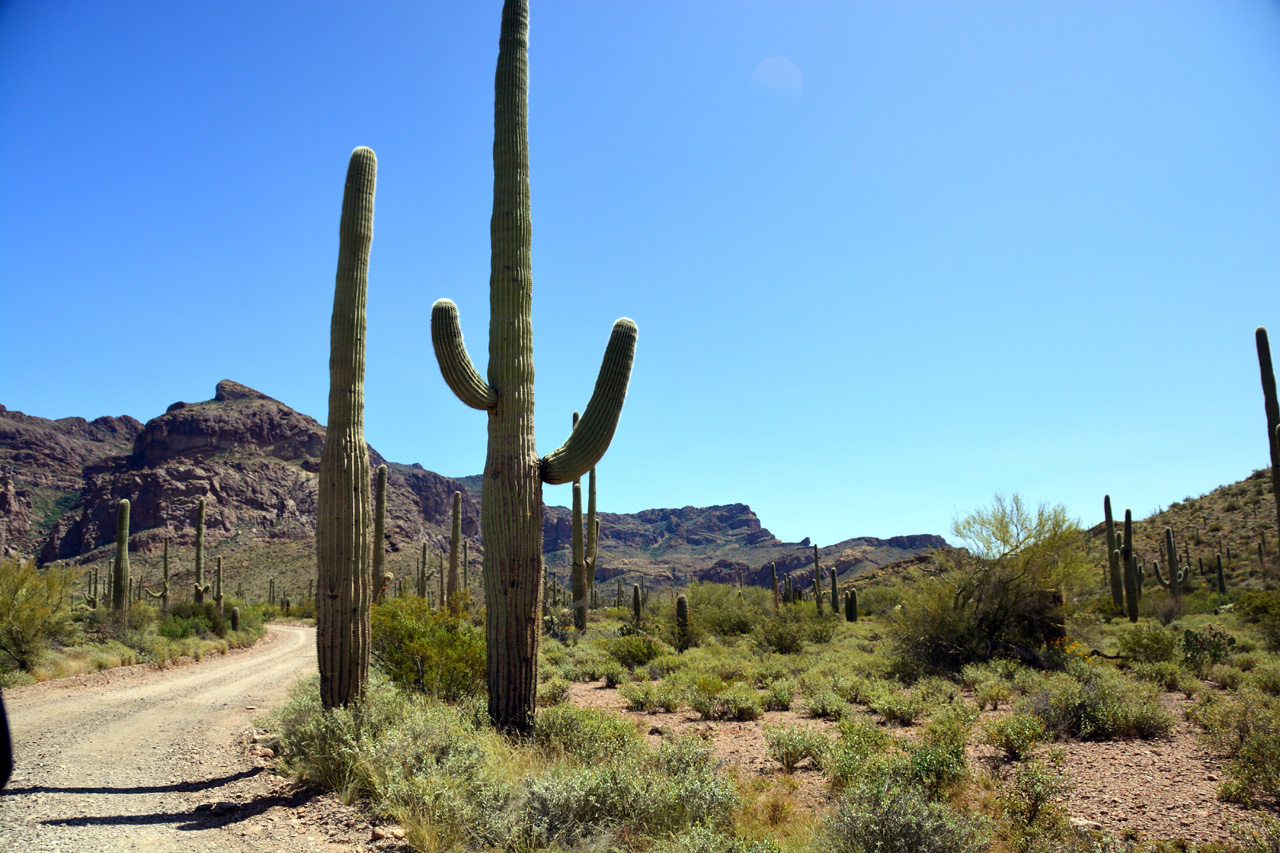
[1104, 495, 1124, 609]
[83, 568, 99, 609]
[1216, 553, 1227, 595]
[449, 491, 462, 614]
[1257, 327, 1280, 540]
[771, 562, 779, 614]
[439, 553, 446, 611]
[231, 606, 241, 632]
[316, 146, 377, 710]
[430, 0, 637, 731]
[632, 583, 642, 625]
[419, 542, 428, 598]
[675, 594, 690, 652]
[112, 499, 130, 615]
[269, 577, 276, 606]
[463, 539, 470, 611]
[845, 588, 858, 622]
[145, 538, 171, 616]
[1121, 509, 1139, 622]
[830, 567, 838, 615]
[193, 497, 209, 604]
[373, 464, 387, 595]
[1153, 527, 1186, 601]
[214, 556, 225, 616]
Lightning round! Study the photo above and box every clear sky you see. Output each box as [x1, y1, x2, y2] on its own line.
[2, 1, 1278, 546]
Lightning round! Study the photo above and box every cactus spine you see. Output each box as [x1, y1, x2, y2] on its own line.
[111, 499, 130, 615]
[448, 490, 462, 614]
[316, 146, 376, 710]
[373, 465, 387, 598]
[1121, 509, 1139, 622]
[675, 593, 690, 651]
[430, 0, 637, 731]
[1257, 328, 1280, 543]
[193, 497, 209, 604]
[1104, 495, 1124, 608]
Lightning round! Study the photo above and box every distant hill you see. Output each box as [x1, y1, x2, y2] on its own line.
[0, 380, 945, 603]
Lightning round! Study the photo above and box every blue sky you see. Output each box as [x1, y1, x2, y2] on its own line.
[2, 1, 1278, 546]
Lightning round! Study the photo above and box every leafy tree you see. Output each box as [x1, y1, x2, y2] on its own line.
[0, 558, 78, 671]
[889, 494, 1090, 674]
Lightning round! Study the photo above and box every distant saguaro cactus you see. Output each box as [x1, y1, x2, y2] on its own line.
[231, 606, 241, 632]
[1216, 553, 1227, 595]
[214, 556, 225, 616]
[676, 594, 690, 651]
[830, 567, 838, 615]
[845, 588, 858, 622]
[430, 0, 637, 731]
[193, 497, 210, 604]
[632, 583, 642, 625]
[144, 539, 170, 616]
[1104, 495, 1123, 609]
[1121, 509, 1139, 622]
[112, 499, 130, 615]
[449, 491, 462, 614]
[1257, 328, 1280, 542]
[1152, 527, 1185, 602]
[316, 146, 377, 710]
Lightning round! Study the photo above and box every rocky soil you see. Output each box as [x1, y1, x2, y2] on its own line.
[0, 624, 411, 853]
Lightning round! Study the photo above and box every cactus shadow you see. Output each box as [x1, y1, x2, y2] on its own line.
[9, 766, 263, 796]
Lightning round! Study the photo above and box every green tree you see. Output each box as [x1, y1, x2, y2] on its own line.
[0, 558, 79, 671]
[889, 494, 1090, 673]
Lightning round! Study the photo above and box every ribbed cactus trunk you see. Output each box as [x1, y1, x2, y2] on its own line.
[1257, 328, 1280, 547]
[570, 413, 588, 631]
[448, 491, 462, 614]
[1121, 509, 1139, 622]
[193, 497, 207, 604]
[1104, 495, 1123, 608]
[145, 538, 171, 616]
[675, 594, 690, 651]
[112, 499, 130, 615]
[430, 0, 636, 732]
[316, 146, 376, 711]
[463, 539, 470, 610]
[215, 556, 224, 616]
[830, 567, 838, 615]
[586, 465, 598, 603]
[632, 583, 641, 625]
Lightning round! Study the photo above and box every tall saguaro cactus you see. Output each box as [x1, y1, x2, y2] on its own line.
[1258, 328, 1280, 546]
[1104, 495, 1123, 608]
[145, 537, 171, 616]
[112, 499, 130, 614]
[1121, 509, 1139, 622]
[316, 146, 377, 710]
[430, 0, 637, 731]
[448, 491, 462, 614]
[193, 497, 209, 604]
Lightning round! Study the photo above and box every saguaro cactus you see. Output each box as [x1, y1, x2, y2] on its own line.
[1153, 527, 1185, 602]
[214, 556, 225, 616]
[112, 499, 130, 615]
[676, 594, 690, 652]
[1104, 495, 1123, 608]
[1216, 553, 1227, 595]
[316, 146, 377, 710]
[144, 541, 170, 615]
[231, 606, 241, 632]
[193, 497, 209, 604]
[449, 491, 462, 614]
[632, 583, 642, 625]
[430, 0, 637, 731]
[830, 567, 838, 615]
[1121, 509, 1139, 622]
[1257, 328, 1280, 541]
[845, 588, 858, 622]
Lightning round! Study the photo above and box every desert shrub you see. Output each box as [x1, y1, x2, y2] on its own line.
[601, 658, 628, 687]
[904, 702, 974, 798]
[1181, 622, 1236, 675]
[801, 683, 849, 720]
[755, 615, 806, 654]
[1131, 661, 1197, 694]
[983, 712, 1047, 760]
[605, 633, 668, 669]
[764, 723, 827, 772]
[976, 680, 1013, 710]
[1192, 687, 1280, 804]
[1015, 665, 1173, 741]
[534, 703, 640, 762]
[998, 753, 1073, 849]
[887, 495, 1088, 674]
[691, 681, 761, 721]
[822, 715, 894, 790]
[537, 677, 571, 706]
[817, 778, 989, 853]
[1237, 590, 1280, 651]
[856, 584, 903, 616]
[0, 557, 79, 671]
[1248, 661, 1280, 696]
[649, 823, 782, 853]
[618, 680, 659, 712]
[647, 653, 687, 679]
[870, 688, 929, 726]
[682, 582, 772, 639]
[369, 597, 485, 702]
[762, 677, 795, 711]
[1117, 622, 1178, 663]
[166, 600, 227, 638]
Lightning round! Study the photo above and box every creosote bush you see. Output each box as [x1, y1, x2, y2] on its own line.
[369, 596, 485, 702]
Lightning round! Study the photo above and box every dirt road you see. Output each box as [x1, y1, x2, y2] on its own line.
[0, 624, 360, 852]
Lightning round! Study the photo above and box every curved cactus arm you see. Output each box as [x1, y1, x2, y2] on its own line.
[144, 585, 166, 599]
[1152, 560, 1170, 588]
[541, 318, 638, 484]
[431, 299, 496, 410]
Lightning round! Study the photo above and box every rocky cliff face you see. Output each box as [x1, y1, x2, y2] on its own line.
[1, 381, 944, 587]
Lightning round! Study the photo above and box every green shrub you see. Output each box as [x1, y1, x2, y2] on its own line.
[1131, 661, 1197, 695]
[762, 678, 795, 711]
[605, 633, 668, 669]
[538, 677, 571, 706]
[871, 688, 929, 726]
[802, 684, 849, 720]
[618, 680, 659, 712]
[692, 681, 761, 721]
[1181, 622, 1236, 675]
[0, 558, 79, 671]
[817, 778, 989, 853]
[755, 616, 805, 654]
[369, 597, 485, 702]
[1248, 661, 1280, 696]
[650, 823, 783, 853]
[1117, 623, 1177, 663]
[763, 723, 827, 772]
[1015, 666, 1173, 741]
[822, 715, 893, 790]
[534, 703, 641, 762]
[601, 658, 628, 688]
[982, 712, 1046, 760]
[998, 753, 1073, 847]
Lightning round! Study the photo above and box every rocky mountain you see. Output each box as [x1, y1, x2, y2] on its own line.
[0, 380, 945, 599]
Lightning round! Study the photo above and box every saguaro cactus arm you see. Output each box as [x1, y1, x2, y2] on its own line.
[540, 319, 638, 485]
[432, 299, 497, 410]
